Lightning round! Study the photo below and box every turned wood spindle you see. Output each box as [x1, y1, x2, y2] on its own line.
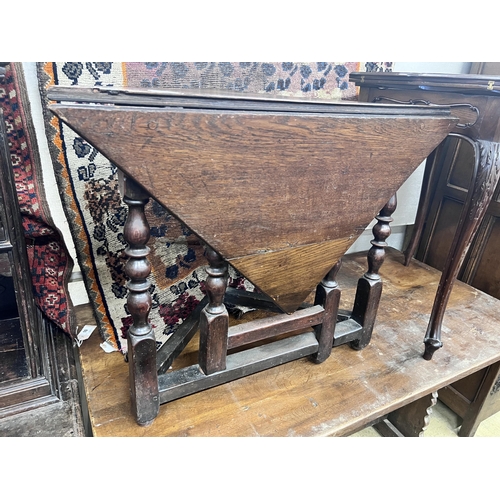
[199, 247, 229, 374]
[350, 194, 397, 350]
[365, 194, 397, 281]
[123, 177, 159, 426]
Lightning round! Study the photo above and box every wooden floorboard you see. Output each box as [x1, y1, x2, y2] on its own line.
[76, 248, 500, 437]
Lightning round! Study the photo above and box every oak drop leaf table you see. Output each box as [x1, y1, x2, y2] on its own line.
[47, 87, 456, 426]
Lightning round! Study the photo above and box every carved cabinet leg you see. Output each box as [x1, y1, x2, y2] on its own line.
[350, 194, 397, 351]
[123, 177, 159, 426]
[312, 260, 341, 363]
[199, 247, 229, 375]
[424, 140, 500, 360]
[373, 391, 438, 437]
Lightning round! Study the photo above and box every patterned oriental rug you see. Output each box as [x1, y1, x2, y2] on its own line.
[0, 63, 75, 336]
[36, 62, 392, 353]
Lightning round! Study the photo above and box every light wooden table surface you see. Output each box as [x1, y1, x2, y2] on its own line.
[76, 248, 500, 437]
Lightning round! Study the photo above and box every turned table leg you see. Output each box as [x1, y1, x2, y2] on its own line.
[312, 260, 342, 363]
[350, 194, 397, 350]
[424, 140, 500, 360]
[199, 247, 229, 375]
[123, 177, 159, 425]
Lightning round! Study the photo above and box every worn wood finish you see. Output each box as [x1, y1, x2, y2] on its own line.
[227, 305, 324, 350]
[350, 194, 396, 350]
[159, 332, 319, 405]
[312, 260, 341, 363]
[76, 248, 500, 437]
[439, 360, 500, 437]
[373, 391, 438, 437]
[122, 178, 159, 426]
[199, 248, 229, 375]
[351, 72, 500, 360]
[49, 87, 458, 425]
[49, 90, 456, 312]
[231, 238, 353, 312]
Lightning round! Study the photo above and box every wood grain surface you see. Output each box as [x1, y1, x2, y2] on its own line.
[77, 248, 500, 437]
[52, 104, 456, 311]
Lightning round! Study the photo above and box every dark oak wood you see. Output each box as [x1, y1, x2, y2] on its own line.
[122, 178, 159, 426]
[49, 87, 457, 425]
[312, 260, 341, 363]
[75, 249, 500, 437]
[159, 332, 319, 405]
[439, 360, 500, 436]
[49, 88, 456, 313]
[199, 248, 229, 375]
[351, 71, 500, 360]
[392, 65, 500, 426]
[423, 139, 500, 359]
[351, 194, 397, 350]
[228, 305, 324, 351]
[0, 63, 86, 436]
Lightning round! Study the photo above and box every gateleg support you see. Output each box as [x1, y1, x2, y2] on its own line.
[312, 260, 341, 363]
[350, 193, 396, 351]
[199, 247, 229, 375]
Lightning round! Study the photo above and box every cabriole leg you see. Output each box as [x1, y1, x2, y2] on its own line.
[424, 139, 500, 360]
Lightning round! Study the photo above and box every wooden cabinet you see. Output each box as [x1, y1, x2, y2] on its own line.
[415, 134, 500, 297]
[0, 91, 58, 416]
[419, 63, 500, 436]
[416, 63, 500, 299]
[351, 67, 500, 435]
[0, 67, 86, 433]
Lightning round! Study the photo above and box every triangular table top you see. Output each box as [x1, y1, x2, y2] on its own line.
[48, 87, 457, 312]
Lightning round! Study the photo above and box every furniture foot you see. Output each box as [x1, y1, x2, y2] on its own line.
[123, 177, 159, 426]
[350, 194, 397, 350]
[423, 139, 500, 360]
[312, 260, 341, 363]
[199, 247, 229, 375]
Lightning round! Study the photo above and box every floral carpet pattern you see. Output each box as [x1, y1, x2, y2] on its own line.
[37, 62, 392, 353]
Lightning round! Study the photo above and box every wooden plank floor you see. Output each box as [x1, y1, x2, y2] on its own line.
[77, 248, 500, 437]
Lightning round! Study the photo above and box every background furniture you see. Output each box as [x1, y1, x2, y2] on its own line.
[420, 64, 500, 437]
[0, 64, 86, 435]
[350, 71, 500, 361]
[351, 68, 500, 435]
[1, 67, 58, 415]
